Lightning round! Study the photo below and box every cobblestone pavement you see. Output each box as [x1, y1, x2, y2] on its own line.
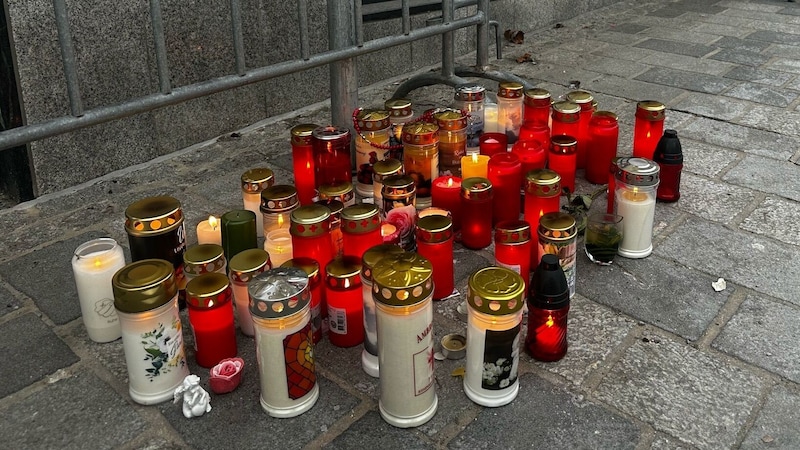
[2, 1, 800, 449]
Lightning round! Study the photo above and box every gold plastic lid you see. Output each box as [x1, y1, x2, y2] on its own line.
[280, 257, 321, 286]
[361, 244, 405, 282]
[357, 109, 391, 130]
[495, 220, 531, 245]
[248, 267, 311, 319]
[290, 204, 331, 237]
[636, 100, 666, 121]
[455, 84, 486, 102]
[241, 168, 275, 193]
[318, 180, 353, 198]
[384, 98, 413, 118]
[525, 169, 561, 197]
[316, 198, 344, 219]
[228, 248, 271, 283]
[260, 185, 299, 212]
[433, 110, 467, 131]
[112, 259, 177, 313]
[566, 90, 594, 106]
[185, 272, 231, 309]
[312, 125, 351, 141]
[467, 267, 525, 315]
[551, 101, 581, 123]
[373, 158, 403, 179]
[381, 175, 416, 197]
[124, 196, 184, 235]
[550, 135, 578, 154]
[498, 82, 524, 99]
[592, 110, 618, 123]
[291, 123, 318, 146]
[523, 88, 551, 107]
[461, 177, 493, 201]
[415, 215, 453, 244]
[538, 212, 577, 241]
[325, 256, 362, 289]
[341, 204, 380, 234]
[402, 122, 439, 145]
[372, 252, 433, 307]
[183, 244, 226, 276]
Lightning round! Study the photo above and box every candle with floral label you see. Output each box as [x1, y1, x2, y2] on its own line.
[241, 168, 275, 238]
[228, 248, 271, 337]
[381, 175, 417, 251]
[72, 238, 126, 343]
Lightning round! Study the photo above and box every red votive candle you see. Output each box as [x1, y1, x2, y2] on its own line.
[460, 177, 494, 249]
[526, 254, 570, 362]
[494, 220, 532, 299]
[550, 101, 580, 143]
[524, 169, 561, 267]
[633, 100, 666, 160]
[488, 152, 522, 225]
[565, 90, 595, 169]
[312, 125, 352, 188]
[415, 215, 454, 300]
[548, 135, 578, 194]
[523, 88, 552, 129]
[341, 203, 383, 261]
[479, 132, 508, 157]
[586, 111, 619, 184]
[291, 124, 318, 205]
[290, 204, 334, 278]
[325, 256, 364, 347]
[280, 257, 324, 344]
[431, 176, 462, 231]
[186, 273, 237, 368]
[511, 139, 547, 188]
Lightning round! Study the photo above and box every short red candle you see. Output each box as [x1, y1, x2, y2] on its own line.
[586, 111, 619, 184]
[341, 203, 383, 261]
[415, 215, 454, 300]
[550, 101, 580, 143]
[526, 307, 569, 361]
[290, 204, 334, 278]
[291, 124, 318, 205]
[488, 152, 522, 225]
[280, 257, 324, 344]
[312, 125, 352, 188]
[325, 256, 364, 347]
[479, 132, 508, 157]
[632, 100, 666, 160]
[460, 177, 493, 249]
[431, 176, 463, 231]
[524, 169, 561, 267]
[511, 139, 547, 188]
[565, 90, 595, 170]
[186, 273, 238, 368]
[523, 88, 552, 128]
[494, 220, 532, 299]
[548, 135, 578, 194]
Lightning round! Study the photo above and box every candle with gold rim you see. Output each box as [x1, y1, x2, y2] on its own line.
[415, 215, 454, 300]
[260, 184, 299, 236]
[341, 203, 383, 261]
[241, 168, 275, 238]
[355, 109, 391, 198]
[325, 256, 364, 348]
[402, 121, 439, 210]
[291, 124, 318, 205]
[633, 100, 666, 160]
[228, 248, 271, 337]
[537, 212, 577, 299]
[186, 272, 237, 368]
[290, 205, 334, 278]
[565, 90, 595, 169]
[460, 177, 493, 250]
[431, 175, 462, 231]
[497, 81, 524, 144]
[524, 169, 561, 266]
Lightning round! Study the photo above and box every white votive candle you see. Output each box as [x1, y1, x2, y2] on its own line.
[196, 216, 222, 246]
[264, 229, 293, 267]
[72, 238, 126, 343]
[615, 189, 656, 258]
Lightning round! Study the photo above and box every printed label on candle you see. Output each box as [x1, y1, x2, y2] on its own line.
[413, 345, 435, 396]
[283, 323, 316, 400]
[328, 306, 348, 335]
[481, 325, 520, 390]
[140, 318, 186, 380]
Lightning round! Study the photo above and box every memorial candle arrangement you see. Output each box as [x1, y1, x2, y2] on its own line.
[260, 184, 299, 235]
[497, 81, 524, 144]
[354, 109, 391, 198]
[290, 204, 334, 277]
[524, 169, 561, 267]
[431, 175, 462, 231]
[228, 248, 271, 337]
[312, 125, 352, 187]
[403, 122, 440, 209]
[72, 237, 126, 343]
[585, 111, 619, 185]
[615, 157, 660, 258]
[460, 177, 494, 250]
[220, 209, 257, 263]
[290, 123, 319, 205]
[360, 244, 404, 377]
[537, 212, 577, 298]
[325, 256, 364, 347]
[185, 272, 238, 368]
[241, 168, 275, 238]
[632, 100, 666, 160]
[281, 258, 324, 344]
[565, 90, 595, 169]
[196, 215, 222, 246]
[487, 152, 522, 225]
[453, 83, 486, 153]
[415, 215, 454, 300]
[341, 203, 382, 261]
[548, 135, 578, 194]
[526, 254, 570, 362]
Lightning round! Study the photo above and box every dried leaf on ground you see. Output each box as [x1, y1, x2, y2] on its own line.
[516, 53, 533, 63]
[504, 29, 525, 44]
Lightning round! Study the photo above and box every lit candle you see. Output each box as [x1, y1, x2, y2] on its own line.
[228, 248, 271, 337]
[196, 215, 222, 246]
[72, 238, 125, 343]
[291, 124, 318, 205]
[510, 139, 546, 188]
[460, 153, 490, 180]
[484, 103, 499, 133]
[341, 203, 383, 261]
[460, 177, 494, 250]
[381, 222, 400, 245]
[280, 258, 324, 344]
[185, 273, 238, 368]
[586, 111, 619, 185]
[497, 82, 524, 144]
[548, 135, 578, 194]
[415, 215, 454, 300]
[325, 256, 364, 348]
[241, 168, 275, 238]
[632, 101, 666, 160]
[565, 90, 595, 169]
[479, 132, 507, 157]
[260, 185, 298, 235]
[615, 157, 660, 258]
[524, 169, 561, 267]
[264, 229, 294, 267]
[494, 220, 532, 300]
[526, 254, 570, 362]
[522, 88, 551, 129]
[431, 176, 462, 231]
[487, 152, 522, 225]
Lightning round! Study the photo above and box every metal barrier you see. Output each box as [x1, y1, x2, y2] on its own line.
[0, 0, 529, 152]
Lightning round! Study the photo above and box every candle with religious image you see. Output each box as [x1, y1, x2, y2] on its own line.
[526, 254, 570, 362]
[403, 122, 439, 210]
[381, 175, 417, 251]
[384, 98, 415, 160]
[241, 168, 275, 238]
[291, 124, 319, 205]
[185, 273, 237, 368]
[453, 83, 486, 154]
[415, 215, 454, 300]
[497, 81, 524, 144]
[228, 248, 271, 337]
[72, 238, 125, 343]
[355, 109, 391, 198]
[537, 212, 577, 298]
[615, 157, 660, 258]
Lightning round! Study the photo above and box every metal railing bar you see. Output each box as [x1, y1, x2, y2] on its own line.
[52, 0, 83, 117]
[0, 11, 484, 152]
[149, 0, 172, 94]
[355, 0, 364, 47]
[476, 0, 489, 68]
[298, 0, 310, 60]
[441, 0, 454, 77]
[402, 0, 411, 35]
[230, 0, 246, 76]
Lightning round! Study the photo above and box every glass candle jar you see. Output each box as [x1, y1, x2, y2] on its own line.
[264, 229, 293, 267]
[460, 177, 494, 250]
[479, 132, 507, 157]
[281, 258, 324, 344]
[488, 152, 522, 226]
[607, 157, 626, 214]
[403, 122, 439, 210]
[465, 266, 525, 407]
[550, 101, 580, 145]
[522, 87, 551, 129]
[360, 244, 405, 377]
[291, 123, 318, 205]
[185, 273, 237, 368]
[497, 81, 524, 144]
[633, 100, 666, 160]
[355, 109, 391, 198]
[112, 259, 189, 405]
[494, 220, 532, 298]
[228, 248, 271, 337]
[249, 268, 317, 418]
[524, 169, 562, 267]
[372, 252, 437, 428]
[385, 98, 415, 161]
[484, 101, 498, 133]
[318, 180, 355, 208]
[325, 256, 363, 347]
[260, 184, 299, 236]
[241, 168, 275, 238]
[415, 215, 454, 300]
[519, 123, 551, 150]
[511, 139, 547, 189]
[220, 209, 258, 264]
[586, 111, 619, 185]
[548, 135, 578, 194]
[434, 109, 468, 177]
[431, 175, 462, 231]
[312, 125, 352, 188]
[372, 158, 403, 208]
[653, 129, 683, 202]
[183, 244, 227, 287]
[454, 83, 485, 154]
[615, 157, 660, 258]
[290, 204, 334, 277]
[72, 237, 125, 343]
[537, 212, 577, 298]
[565, 90, 595, 170]
[341, 203, 383, 261]
[381, 174, 417, 251]
[526, 254, 570, 362]
[316, 198, 344, 258]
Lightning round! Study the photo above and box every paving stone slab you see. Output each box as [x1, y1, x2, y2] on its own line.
[0, 282, 24, 317]
[712, 36, 773, 52]
[724, 154, 800, 202]
[655, 216, 800, 305]
[679, 139, 740, 179]
[741, 384, 800, 449]
[594, 330, 763, 450]
[592, 42, 657, 62]
[324, 411, 435, 449]
[634, 67, 736, 94]
[679, 117, 796, 160]
[0, 313, 80, 397]
[589, 74, 686, 106]
[740, 195, 800, 246]
[737, 103, 800, 137]
[762, 42, 800, 60]
[448, 373, 640, 449]
[593, 29, 649, 46]
[746, 30, 800, 45]
[580, 54, 650, 78]
[766, 57, 800, 75]
[2, 372, 146, 449]
[723, 65, 795, 87]
[709, 47, 771, 67]
[693, 23, 748, 39]
[717, 1, 785, 14]
[634, 38, 715, 58]
[647, 7, 689, 19]
[640, 51, 736, 76]
[672, 173, 758, 223]
[672, 92, 751, 121]
[714, 293, 800, 384]
[608, 23, 648, 35]
[639, 27, 720, 45]
[701, 13, 759, 30]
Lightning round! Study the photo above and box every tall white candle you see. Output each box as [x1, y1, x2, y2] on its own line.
[615, 188, 656, 258]
[196, 216, 222, 246]
[264, 229, 293, 267]
[72, 238, 126, 343]
[484, 103, 499, 133]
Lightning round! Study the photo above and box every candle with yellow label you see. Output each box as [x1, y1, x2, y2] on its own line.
[196, 216, 222, 246]
[460, 153, 490, 180]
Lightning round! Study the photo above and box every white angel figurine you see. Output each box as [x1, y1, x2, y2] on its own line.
[173, 374, 212, 418]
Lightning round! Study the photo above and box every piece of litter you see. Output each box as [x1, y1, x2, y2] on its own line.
[712, 278, 727, 292]
[434, 351, 446, 361]
[451, 367, 466, 378]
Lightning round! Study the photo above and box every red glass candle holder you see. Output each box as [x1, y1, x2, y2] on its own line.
[494, 220, 532, 299]
[431, 176, 462, 231]
[325, 256, 364, 347]
[186, 273, 238, 368]
[488, 152, 522, 225]
[290, 204, 334, 278]
[524, 169, 561, 267]
[550, 101, 580, 142]
[632, 100, 666, 160]
[586, 111, 619, 185]
[291, 124, 318, 205]
[519, 123, 551, 153]
[415, 215, 454, 300]
[548, 135, 578, 194]
[565, 90, 595, 169]
[312, 125, 352, 188]
[479, 132, 508, 157]
[460, 177, 493, 249]
[523, 88, 551, 128]
[511, 139, 546, 188]
[280, 257, 324, 344]
[341, 203, 383, 260]
[526, 254, 570, 362]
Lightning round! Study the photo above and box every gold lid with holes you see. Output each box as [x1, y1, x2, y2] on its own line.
[565, 90, 594, 109]
[260, 185, 299, 212]
[433, 110, 467, 131]
[228, 248, 271, 283]
[402, 122, 439, 145]
[550, 135, 578, 154]
[185, 273, 231, 309]
[241, 168, 275, 193]
[183, 244, 226, 276]
[498, 82, 524, 99]
[372, 252, 433, 307]
[384, 98, 413, 118]
[361, 244, 405, 283]
[525, 169, 561, 197]
[124, 196, 184, 236]
[538, 212, 577, 242]
[494, 220, 531, 245]
[113, 259, 177, 313]
[248, 267, 310, 319]
[551, 101, 580, 123]
[357, 109, 391, 131]
[415, 215, 453, 244]
[636, 100, 666, 121]
[468, 267, 525, 315]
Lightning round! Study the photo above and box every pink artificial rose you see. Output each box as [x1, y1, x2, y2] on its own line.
[385, 205, 417, 238]
[209, 357, 244, 394]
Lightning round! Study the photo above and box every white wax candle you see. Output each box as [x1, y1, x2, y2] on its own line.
[196, 216, 222, 246]
[263, 211, 290, 236]
[243, 192, 264, 238]
[484, 103, 499, 133]
[615, 188, 656, 258]
[264, 229, 293, 267]
[464, 309, 521, 407]
[72, 238, 126, 343]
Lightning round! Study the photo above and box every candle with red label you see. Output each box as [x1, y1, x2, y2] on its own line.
[479, 132, 507, 157]
[488, 152, 522, 225]
[526, 254, 570, 362]
[633, 100, 666, 160]
[186, 273, 238, 368]
[460, 153, 490, 180]
[460, 177, 494, 249]
[415, 215, 454, 300]
[325, 256, 364, 347]
[586, 111, 619, 184]
[291, 124, 318, 205]
[548, 135, 578, 194]
[511, 139, 546, 188]
[494, 220, 532, 299]
[431, 176, 462, 231]
[565, 90, 595, 169]
[524, 169, 561, 266]
[341, 203, 383, 261]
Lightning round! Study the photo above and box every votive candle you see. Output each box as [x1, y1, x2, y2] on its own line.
[633, 100, 666, 160]
[241, 168, 275, 238]
[431, 176, 462, 231]
[196, 215, 222, 246]
[460, 177, 493, 250]
[460, 153, 490, 180]
[415, 215, 454, 300]
[487, 152, 522, 225]
[548, 135, 578, 194]
[72, 238, 125, 343]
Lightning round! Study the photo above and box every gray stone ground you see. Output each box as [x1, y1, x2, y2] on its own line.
[2, 0, 800, 448]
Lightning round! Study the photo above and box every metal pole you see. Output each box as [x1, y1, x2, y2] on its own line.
[52, 0, 83, 117]
[476, 0, 489, 69]
[230, 0, 246, 76]
[327, 0, 359, 132]
[149, 0, 172, 94]
[441, 0, 455, 78]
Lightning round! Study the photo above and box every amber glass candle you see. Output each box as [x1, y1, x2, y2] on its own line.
[632, 100, 666, 160]
[550, 101, 580, 143]
[186, 273, 238, 368]
[524, 169, 561, 267]
[523, 88, 551, 129]
[434, 109, 468, 177]
[341, 203, 383, 261]
[325, 256, 364, 348]
[548, 135, 578, 194]
[312, 125, 352, 187]
[565, 90, 595, 169]
[290, 204, 334, 278]
[403, 122, 440, 209]
[291, 124, 318, 205]
[415, 215, 454, 300]
[494, 220, 532, 299]
[488, 152, 522, 225]
[431, 176, 462, 231]
[460, 177, 493, 249]
[586, 111, 619, 184]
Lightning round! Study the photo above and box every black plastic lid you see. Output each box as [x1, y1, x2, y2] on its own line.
[528, 254, 570, 309]
[653, 129, 683, 164]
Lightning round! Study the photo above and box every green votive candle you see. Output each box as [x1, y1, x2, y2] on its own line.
[221, 209, 257, 262]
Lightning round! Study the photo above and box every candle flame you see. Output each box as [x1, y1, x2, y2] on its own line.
[381, 223, 397, 236]
[208, 215, 219, 230]
[472, 153, 478, 163]
[93, 258, 102, 268]
[305, 161, 311, 170]
[546, 314, 554, 328]
[277, 214, 285, 227]
[447, 177, 454, 188]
